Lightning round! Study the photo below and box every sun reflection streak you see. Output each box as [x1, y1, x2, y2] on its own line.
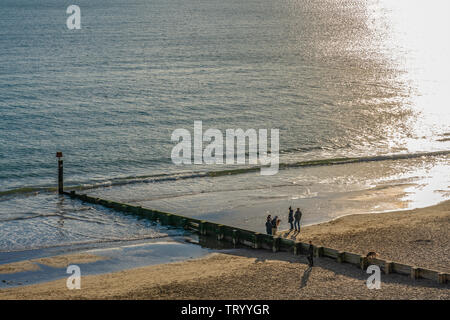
[367, 0, 450, 151]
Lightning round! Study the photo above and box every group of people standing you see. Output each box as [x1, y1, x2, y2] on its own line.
[265, 207, 313, 267]
[265, 206, 303, 236]
[288, 206, 302, 232]
[265, 215, 280, 236]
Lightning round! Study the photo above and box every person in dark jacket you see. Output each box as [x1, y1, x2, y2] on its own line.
[307, 241, 314, 267]
[288, 206, 294, 230]
[271, 216, 279, 236]
[265, 215, 272, 235]
[294, 208, 302, 232]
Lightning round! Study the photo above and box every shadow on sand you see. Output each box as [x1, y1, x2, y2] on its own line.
[222, 247, 448, 291]
[279, 229, 301, 240]
[300, 266, 312, 288]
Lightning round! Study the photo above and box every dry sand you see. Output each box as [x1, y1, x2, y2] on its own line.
[0, 201, 449, 300]
[281, 200, 450, 272]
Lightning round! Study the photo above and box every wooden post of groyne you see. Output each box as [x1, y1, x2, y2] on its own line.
[56, 151, 63, 194]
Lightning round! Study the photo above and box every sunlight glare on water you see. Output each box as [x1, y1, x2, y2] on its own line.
[367, 0, 450, 150]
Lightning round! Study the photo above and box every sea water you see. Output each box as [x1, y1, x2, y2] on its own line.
[0, 0, 449, 254]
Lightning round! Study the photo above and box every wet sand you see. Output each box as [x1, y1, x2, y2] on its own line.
[0, 253, 108, 274]
[0, 201, 449, 300]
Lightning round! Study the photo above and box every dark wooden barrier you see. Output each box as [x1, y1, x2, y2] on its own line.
[65, 191, 449, 285]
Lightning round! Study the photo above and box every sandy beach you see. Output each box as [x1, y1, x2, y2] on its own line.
[280, 200, 450, 273]
[0, 201, 449, 300]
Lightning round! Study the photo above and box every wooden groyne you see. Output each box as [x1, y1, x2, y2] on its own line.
[64, 190, 449, 285]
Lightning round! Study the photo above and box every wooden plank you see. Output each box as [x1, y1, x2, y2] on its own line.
[343, 252, 361, 265]
[366, 257, 385, 268]
[240, 240, 254, 248]
[323, 248, 339, 259]
[279, 238, 295, 251]
[418, 268, 438, 281]
[392, 262, 411, 275]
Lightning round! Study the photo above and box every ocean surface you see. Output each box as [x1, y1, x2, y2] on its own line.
[1, 0, 449, 255]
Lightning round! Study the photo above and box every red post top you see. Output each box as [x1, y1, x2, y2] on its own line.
[56, 151, 63, 158]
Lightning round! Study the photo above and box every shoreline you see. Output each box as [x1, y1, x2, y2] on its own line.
[0, 237, 212, 291]
[2, 150, 449, 198]
[0, 200, 449, 299]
